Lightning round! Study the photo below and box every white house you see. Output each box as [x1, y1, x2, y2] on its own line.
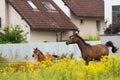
[53, 0, 105, 38]
[104, 0, 120, 27]
[1, 0, 113, 42]
[0, 0, 77, 42]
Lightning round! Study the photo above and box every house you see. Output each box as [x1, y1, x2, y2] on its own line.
[104, 0, 120, 27]
[54, 0, 105, 38]
[0, 0, 78, 42]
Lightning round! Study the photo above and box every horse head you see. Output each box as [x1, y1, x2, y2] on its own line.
[66, 33, 80, 45]
[32, 48, 43, 57]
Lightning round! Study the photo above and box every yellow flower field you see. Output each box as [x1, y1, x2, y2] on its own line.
[0, 54, 120, 80]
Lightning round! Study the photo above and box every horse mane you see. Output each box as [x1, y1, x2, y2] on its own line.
[76, 35, 91, 46]
[38, 49, 44, 55]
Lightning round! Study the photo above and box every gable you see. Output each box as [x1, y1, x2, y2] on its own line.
[63, 0, 104, 18]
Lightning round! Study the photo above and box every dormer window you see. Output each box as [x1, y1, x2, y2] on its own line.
[27, 0, 38, 10]
[42, 2, 56, 11]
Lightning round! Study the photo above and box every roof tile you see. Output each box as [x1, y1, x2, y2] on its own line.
[7, 0, 77, 31]
[63, 0, 104, 18]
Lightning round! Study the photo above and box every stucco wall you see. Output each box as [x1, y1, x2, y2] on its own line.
[30, 30, 74, 42]
[30, 31, 56, 42]
[71, 14, 105, 37]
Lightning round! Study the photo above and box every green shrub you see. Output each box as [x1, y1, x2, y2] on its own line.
[0, 25, 28, 44]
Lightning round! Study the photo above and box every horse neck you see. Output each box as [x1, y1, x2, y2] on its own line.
[37, 51, 45, 61]
[77, 39, 90, 55]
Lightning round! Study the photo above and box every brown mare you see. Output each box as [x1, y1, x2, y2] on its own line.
[32, 48, 57, 62]
[66, 33, 118, 65]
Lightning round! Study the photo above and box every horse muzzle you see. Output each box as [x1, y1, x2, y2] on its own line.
[32, 54, 34, 57]
[66, 42, 69, 45]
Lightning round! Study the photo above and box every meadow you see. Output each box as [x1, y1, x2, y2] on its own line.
[0, 54, 120, 80]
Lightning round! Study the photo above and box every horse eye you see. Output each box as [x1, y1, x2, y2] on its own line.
[71, 36, 74, 39]
[69, 36, 71, 38]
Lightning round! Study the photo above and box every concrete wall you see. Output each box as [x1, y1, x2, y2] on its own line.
[100, 35, 120, 55]
[0, 41, 101, 61]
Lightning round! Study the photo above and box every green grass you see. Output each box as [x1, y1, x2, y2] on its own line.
[83, 32, 100, 41]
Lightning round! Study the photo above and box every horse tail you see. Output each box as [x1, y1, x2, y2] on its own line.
[105, 41, 119, 53]
[52, 55, 59, 58]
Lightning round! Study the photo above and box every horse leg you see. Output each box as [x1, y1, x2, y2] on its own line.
[85, 57, 92, 65]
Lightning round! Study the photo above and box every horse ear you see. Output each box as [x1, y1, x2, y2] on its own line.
[34, 48, 37, 50]
[75, 33, 78, 36]
[36, 48, 38, 50]
[74, 30, 80, 35]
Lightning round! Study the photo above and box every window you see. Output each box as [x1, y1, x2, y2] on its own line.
[42, 2, 56, 11]
[96, 20, 100, 32]
[80, 19, 84, 24]
[56, 32, 63, 42]
[112, 5, 120, 22]
[0, 18, 1, 27]
[27, 0, 38, 10]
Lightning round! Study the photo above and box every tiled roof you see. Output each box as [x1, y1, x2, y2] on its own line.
[7, 0, 78, 31]
[63, 0, 104, 18]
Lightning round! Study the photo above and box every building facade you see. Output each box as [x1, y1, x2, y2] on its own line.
[53, 0, 105, 37]
[104, 0, 120, 27]
[0, 0, 77, 42]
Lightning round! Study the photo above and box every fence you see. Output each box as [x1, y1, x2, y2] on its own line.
[0, 41, 101, 61]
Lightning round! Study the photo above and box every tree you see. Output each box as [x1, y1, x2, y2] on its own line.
[0, 25, 28, 44]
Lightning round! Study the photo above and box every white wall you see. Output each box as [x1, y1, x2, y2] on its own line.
[30, 31, 56, 42]
[30, 30, 74, 43]
[104, 0, 120, 27]
[0, 0, 7, 26]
